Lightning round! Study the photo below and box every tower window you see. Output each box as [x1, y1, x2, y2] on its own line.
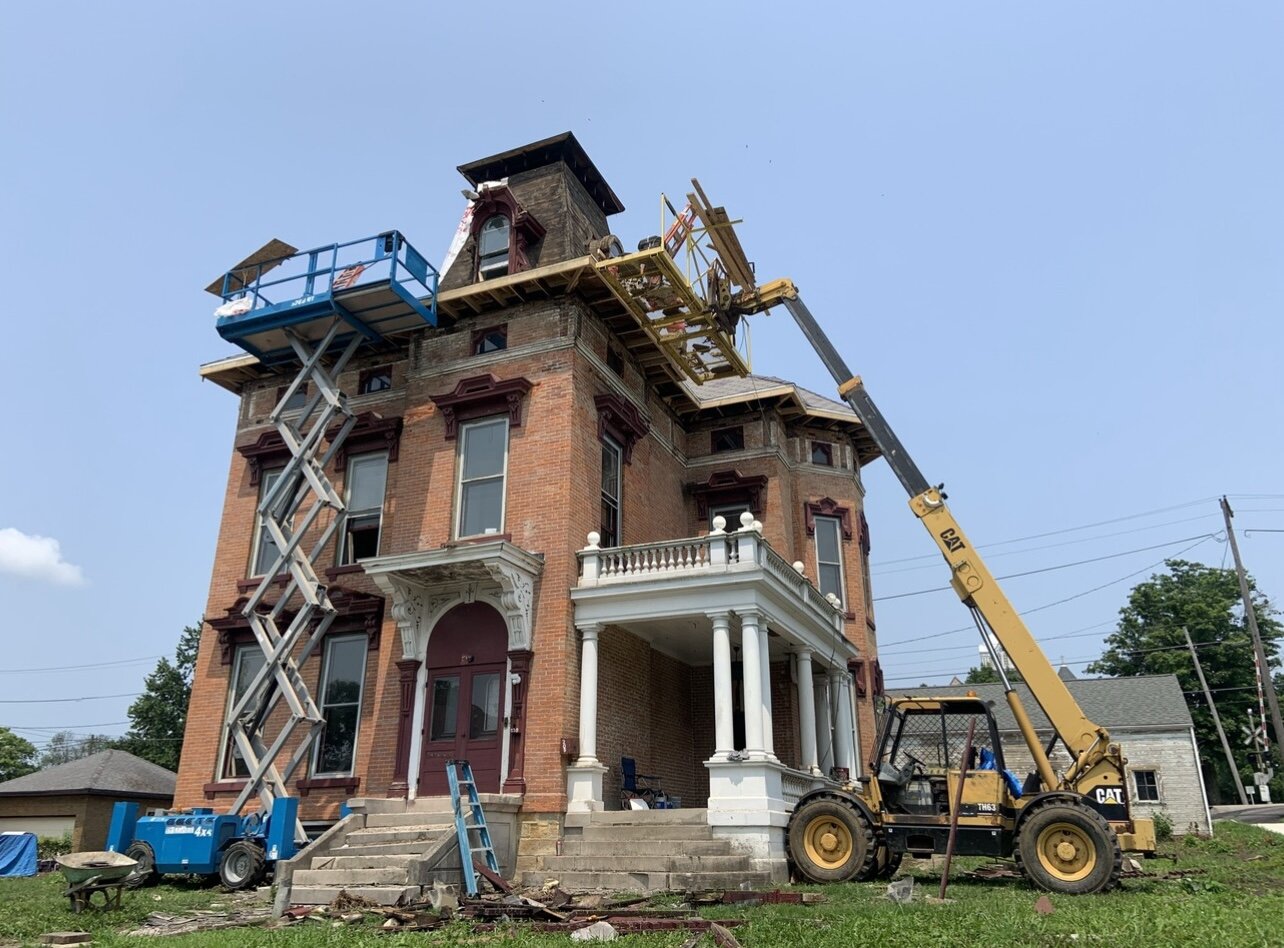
[358, 366, 392, 395]
[472, 325, 508, 355]
[711, 426, 744, 453]
[477, 215, 511, 280]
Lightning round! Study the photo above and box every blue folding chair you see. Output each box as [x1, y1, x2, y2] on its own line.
[619, 757, 664, 809]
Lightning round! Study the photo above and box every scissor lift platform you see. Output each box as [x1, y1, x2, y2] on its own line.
[212, 231, 438, 362]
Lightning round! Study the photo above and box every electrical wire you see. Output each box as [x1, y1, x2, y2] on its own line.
[873, 534, 1218, 602]
[878, 535, 1217, 650]
[0, 656, 161, 675]
[872, 513, 1222, 577]
[0, 692, 141, 704]
[869, 497, 1220, 568]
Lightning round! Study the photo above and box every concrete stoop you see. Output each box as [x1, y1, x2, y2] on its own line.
[279, 794, 521, 909]
[520, 809, 773, 892]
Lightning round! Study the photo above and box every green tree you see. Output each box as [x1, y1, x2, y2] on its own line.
[1087, 559, 1282, 803]
[0, 727, 38, 782]
[38, 731, 117, 768]
[115, 623, 202, 773]
[965, 664, 1024, 685]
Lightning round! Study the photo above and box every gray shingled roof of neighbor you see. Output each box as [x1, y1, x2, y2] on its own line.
[0, 749, 176, 799]
[896, 674, 1194, 732]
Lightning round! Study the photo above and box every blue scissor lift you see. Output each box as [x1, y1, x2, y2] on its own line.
[108, 232, 438, 890]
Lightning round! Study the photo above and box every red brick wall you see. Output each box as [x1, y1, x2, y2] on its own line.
[178, 292, 882, 819]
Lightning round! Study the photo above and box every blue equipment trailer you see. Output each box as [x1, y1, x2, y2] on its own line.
[106, 798, 299, 889]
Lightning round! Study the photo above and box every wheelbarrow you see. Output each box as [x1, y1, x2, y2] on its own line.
[56, 851, 138, 913]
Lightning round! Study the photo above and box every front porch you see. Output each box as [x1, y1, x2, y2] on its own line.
[569, 513, 862, 874]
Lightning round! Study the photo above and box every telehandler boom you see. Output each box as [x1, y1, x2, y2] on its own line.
[732, 279, 1156, 893]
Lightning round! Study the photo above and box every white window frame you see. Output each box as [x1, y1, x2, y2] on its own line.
[218, 644, 266, 780]
[600, 435, 623, 547]
[249, 467, 287, 578]
[813, 515, 847, 609]
[311, 633, 368, 778]
[338, 452, 388, 565]
[710, 503, 750, 531]
[1132, 767, 1162, 803]
[455, 416, 510, 539]
[477, 214, 511, 280]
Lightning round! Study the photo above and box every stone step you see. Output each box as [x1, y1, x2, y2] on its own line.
[293, 867, 410, 887]
[365, 811, 457, 828]
[540, 855, 753, 873]
[561, 838, 731, 857]
[578, 824, 715, 841]
[571, 808, 709, 826]
[310, 854, 423, 870]
[519, 869, 772, 893]
[345, 826, 450, 843]
[290, 885, 420, 907]
[331, 840, 445, 857]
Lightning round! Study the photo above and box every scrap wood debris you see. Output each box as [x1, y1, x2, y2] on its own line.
[967, 860, 1208, 883]
[275, 884, 818, 936]
[125, 908, 273, 937]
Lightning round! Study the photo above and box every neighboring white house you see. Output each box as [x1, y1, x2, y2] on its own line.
[901, 674, 1212, 835]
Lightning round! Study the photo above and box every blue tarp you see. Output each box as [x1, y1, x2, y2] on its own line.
[0, 833, 37, 878]
[977, 747, 1025, 798]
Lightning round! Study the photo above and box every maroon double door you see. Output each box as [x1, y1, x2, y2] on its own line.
[418, 603, 507, 796]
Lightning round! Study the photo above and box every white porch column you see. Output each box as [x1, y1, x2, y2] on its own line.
[795, 648, 820, 774]
[577, 625, 601, 761]
[566, 623, 608, 811]
[815, 673, 835, 775]
[758, 620, 775, 759]
[710, 612, 735, 758]
[832, 669, 856, 776]
[740, 610, 766, 757]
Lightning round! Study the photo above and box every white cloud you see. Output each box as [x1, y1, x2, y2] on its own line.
[0, 528, 85, 586]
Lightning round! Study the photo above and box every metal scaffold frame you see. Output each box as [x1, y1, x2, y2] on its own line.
[207, 231, 438, 844]
[225, 318, 363, 839]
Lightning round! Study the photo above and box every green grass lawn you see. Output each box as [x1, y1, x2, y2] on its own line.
[2, 822, 1282, 947]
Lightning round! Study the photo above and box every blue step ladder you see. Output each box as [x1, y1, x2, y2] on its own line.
[445, 760, 500, 897]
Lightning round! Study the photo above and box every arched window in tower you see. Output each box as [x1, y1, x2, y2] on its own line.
[477, 214, 511, 280]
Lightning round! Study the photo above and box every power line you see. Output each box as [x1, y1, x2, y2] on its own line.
[870, 497, 1219, 568]
[878, 535, 1216, 649]
[0, 692, 141, 705]
[872, 513, 1222, 577]
[879, 620, 1116, 658]
[7, 722, 130, 732]
[874, 534, 1218, 603]
[0, 656, 162, 675]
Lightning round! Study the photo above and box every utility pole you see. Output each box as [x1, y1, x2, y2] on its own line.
[1184, 626, 1247, 805]
[1221, 496, 1284, 771]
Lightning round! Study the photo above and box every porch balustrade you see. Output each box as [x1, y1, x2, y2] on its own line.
[568, 511, 862, 839]
[578, 512, 842, 633]
[780, 766, 835, 810]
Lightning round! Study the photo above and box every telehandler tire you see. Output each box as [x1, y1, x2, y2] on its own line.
[1015, 800, 1122, 894]
[787, 796, 877, 883]
[874, 845, 904, 879]
[124, 841, 159, 888]
[219, 839, 267, 891]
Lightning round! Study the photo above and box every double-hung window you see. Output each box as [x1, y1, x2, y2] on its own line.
[251, 468, 287, 577]
[313, 634, 368, 776]
[814, 515, 846, 607]
[457, 417, 509, 537]
[477, 215, 511, 279]
[600, 436, 622, 547]
[221, 645, 267, 779]
[340, 453, 388, 564]
[710, 503, 749, 531]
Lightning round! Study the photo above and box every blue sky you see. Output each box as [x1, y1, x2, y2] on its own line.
[2, 2, 1281, 750]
